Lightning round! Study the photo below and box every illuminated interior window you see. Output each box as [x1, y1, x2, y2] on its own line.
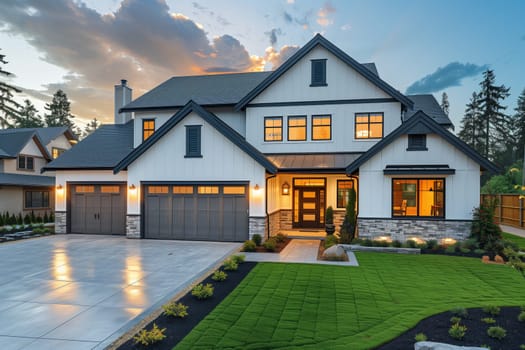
[355, 113, 383, 139]
[287, 116, 306, 141]
[337, 180, 354, 208]
[293, 178, 326, 187]
[142, 119, 155, 141]
[52, 147, 66, 159]
[223, 186, 246, 195]
[312, 115, 331, 140]
[148, 186, 169, 194]
[264, 117, 282, 142]
[198, 186, 219, 194]
[392, 179, 444, 217]
[76, 185, 95, 193]
[101, 186, 120, 193]
[173, 186, 194, 194]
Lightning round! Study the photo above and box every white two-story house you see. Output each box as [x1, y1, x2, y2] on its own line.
[44, 35, 497, 243]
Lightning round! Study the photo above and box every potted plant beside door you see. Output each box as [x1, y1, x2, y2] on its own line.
[325, 206, 335, 235]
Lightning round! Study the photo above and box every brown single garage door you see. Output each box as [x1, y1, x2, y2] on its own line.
[144, 184, 248, 241]
[70, 184, 126, 234]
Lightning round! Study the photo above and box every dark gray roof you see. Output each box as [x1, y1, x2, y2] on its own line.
[115, 101, 277, 174]
[0, 130, 35, 158]
[266, 153, 363, 172]
[0, 173, 54, 187]
[362, 63, 378, 76]
[346, 110, 499, 174]
[43, 122, 134, 171]
[406, 94, 453, 128]
[121, 72, 273, 112]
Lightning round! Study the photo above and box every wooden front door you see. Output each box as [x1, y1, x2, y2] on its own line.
[293, 179, 326, 228]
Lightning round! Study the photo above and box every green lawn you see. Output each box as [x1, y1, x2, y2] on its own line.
[175, 253, 525, 350]
[503, 231, 525, 250]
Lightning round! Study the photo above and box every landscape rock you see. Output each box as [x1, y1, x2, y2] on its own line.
[323, 244, 346, 258]
[415, 341, 487, 350]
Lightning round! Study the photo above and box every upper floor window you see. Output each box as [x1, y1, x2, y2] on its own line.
[287, 116, 307, 141]
[52, 147, 66, 159]
[142, 119, 155, 141]
[407, 134, 427, 151]
[264, 116, 282, 142]
[18, 155, 34, 171]
[312, 115, 331, 140]
[355, 113, 383, 139]
[392, 179, 444, 218]
[310, 59, 327, 86]
[185, 125, 202, 158]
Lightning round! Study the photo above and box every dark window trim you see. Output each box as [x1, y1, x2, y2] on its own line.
[24, 189, 50, 209]
[310, 59, 327, 87]
[407, 134, 428, 151]
[336, 179, 355, 209]
[354, 112, 384, 140]
[264, 116, 283, 142]
[391, 178, 445, 219]
[142, 118, 155, 141]
[287, 115, 307, 141]
[17, 154, 35, 171]
[311, 115, 332, 141]
[185, 125, 202, 158]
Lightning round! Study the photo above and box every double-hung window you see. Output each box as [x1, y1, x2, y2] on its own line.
[312, 115, 331, 140]
[355, 113, 383, 139]
[18, 155, 34, 170]
[264, 117, 282, 142]
[287, 116, 307, 141]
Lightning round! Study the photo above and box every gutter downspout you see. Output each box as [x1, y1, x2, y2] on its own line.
[265, 174, 277, 240]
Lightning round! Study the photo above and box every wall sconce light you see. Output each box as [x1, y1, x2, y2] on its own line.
[254, 184, 260, 191]
[282, 182, 290, 195]
[56, 184, 63, 192]
[129, 184, 136, 191]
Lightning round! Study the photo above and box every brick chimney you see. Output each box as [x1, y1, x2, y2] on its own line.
[114, 79, 132, 124]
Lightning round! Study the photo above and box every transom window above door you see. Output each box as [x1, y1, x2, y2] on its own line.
[287, 116, 307, 141]
[355, 113, 383, 139]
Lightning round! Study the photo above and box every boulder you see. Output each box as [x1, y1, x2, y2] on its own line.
[323, 244, 345, 258]
[415, 341, 487, 350]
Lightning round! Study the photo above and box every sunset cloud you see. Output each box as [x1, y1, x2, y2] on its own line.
[317, 2, 336, 27]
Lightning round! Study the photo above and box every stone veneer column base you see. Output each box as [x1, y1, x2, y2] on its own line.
[54, 211, 67, 234]
[358, 218, 472, 242]
[126, 215, 141, 239]
[249, 216, 266, 240]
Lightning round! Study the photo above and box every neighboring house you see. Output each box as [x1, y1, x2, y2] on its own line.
[0, 127, 76, 217]
[44, 35, 497, 242]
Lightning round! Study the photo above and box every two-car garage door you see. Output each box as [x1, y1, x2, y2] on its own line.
[144, 184, 248, 242]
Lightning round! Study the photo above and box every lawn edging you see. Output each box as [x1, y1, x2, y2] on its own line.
[341, 244, 421, 254]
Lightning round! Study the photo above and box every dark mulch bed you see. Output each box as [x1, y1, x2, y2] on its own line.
[118, 261, 257, 350]
[376, 307, 525, 350]
[251, 238, 291, 253]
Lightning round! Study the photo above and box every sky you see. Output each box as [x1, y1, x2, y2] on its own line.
[0, 0, 524, 131]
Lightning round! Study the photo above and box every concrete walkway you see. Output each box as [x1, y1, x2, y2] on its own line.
[244, 239, 359, 266]
[500, 224, 525, 238]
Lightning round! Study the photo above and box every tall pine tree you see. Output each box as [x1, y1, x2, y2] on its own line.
[440, 92, 450, 116]
[82, 117, 100, 138]
[0, 50, 22, 128]
[14, 99, 44, 128]
[44, 89, 76, 128]
[478, 69, 510, 160]
[514, 88, 525, 167]
[458, 92, 484, 154]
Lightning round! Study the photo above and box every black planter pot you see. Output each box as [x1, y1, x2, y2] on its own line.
[325, 223, 335, 235]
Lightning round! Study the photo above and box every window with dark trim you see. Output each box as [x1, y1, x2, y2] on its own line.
[17, 155, 34, 171]
[337, 180, 354, 208]
[142, 119, 155, 141]
[355, 113, 383, 139]
[392, 179, 444, 218]
[25, 190, 50, 209]
[312, 115, 331, 140]
[185, 125, 202, 158]
[52, 147, 66, 159]
[264, 116, 282, 142]
[287, 116, 307, 141]
[407, 134, 427, 151]
[310, 59, 327, 86]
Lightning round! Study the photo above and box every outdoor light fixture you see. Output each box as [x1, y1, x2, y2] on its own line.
[282, 182, 290, 195]
[56, 184, 63, 190]
[129, 184, 136, 190]
[254, 184, 260, 191]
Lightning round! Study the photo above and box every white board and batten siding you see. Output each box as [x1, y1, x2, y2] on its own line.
[358, 134, 480, 221]
[245, 45, 403, 153]
[127, 112, 267, 217]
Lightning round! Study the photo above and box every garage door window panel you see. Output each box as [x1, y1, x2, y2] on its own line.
[76, 185, 95, 193]
[148, 186, 169, 194]
[198, 186, 219, 194]
[223, 186, 246, 195]
[173, 186, 194, 194]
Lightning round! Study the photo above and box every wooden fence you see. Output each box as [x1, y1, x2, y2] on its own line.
[481, 194, 525, 229]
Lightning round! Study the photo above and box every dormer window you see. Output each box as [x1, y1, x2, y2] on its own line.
[407, 134, 427, 151]
[143, 119, 155, 141]
[185, 125, 202, 158]
[18, 155, 34, 171]
[310, 59, 327, 86]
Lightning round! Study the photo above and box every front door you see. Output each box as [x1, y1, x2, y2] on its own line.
[293, 178, 326, 229]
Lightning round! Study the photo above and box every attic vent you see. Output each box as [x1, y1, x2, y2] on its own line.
[185, 125, 202, 158]
[407, 134, 427, 151]
[310, 59, 327, 86]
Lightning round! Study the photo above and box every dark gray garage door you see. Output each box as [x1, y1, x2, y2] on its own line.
[144, 184, 248, 241]
[70, 184, 126, 234]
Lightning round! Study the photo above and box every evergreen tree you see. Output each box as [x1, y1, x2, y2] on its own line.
[440, 92, 450, 116]
[14, 99, 44, 128]
[0, 50, 22, 128]
[44, 89, 76, 128]
[458, 92, 484, 154]
[82, 117, 100, 138]
[514, 88, 525, 173]
[478, 69, 510, 159]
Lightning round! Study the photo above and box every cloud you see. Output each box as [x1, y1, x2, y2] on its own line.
[283, 11, 293, 23]
[265, 45, 300, 69]
[317, 2, 336, 27]
[405, 62, 489, 94]
[283, 10, 311, 30]
[265, 28, 283, 46]
[340, 24, 351, 31]
[0, 0, 264, 123]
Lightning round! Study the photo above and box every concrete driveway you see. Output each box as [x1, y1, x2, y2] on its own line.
[0, 235, 240, 350]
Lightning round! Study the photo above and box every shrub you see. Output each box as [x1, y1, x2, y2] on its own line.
[242, 240, 256, 252]
[43, 212, 49, 223]
[417, 242, 428, 249]
[450, 307, 468, 318]
[474, 248, 487, 255]
[252, 234, 262, 246]
[445, 245, 457, 254]
[223, 258, 238, 271]
[450, 316, 462, 324]
[405, 239, 417, 248]
[36, 215, 43, 223]
[324, 235, 338, 249]
[481, 317, 496, 324]
[448, 323, 467, 340]
[162, 302, 188, 318]
[374, 240, 390, 247]
[414, 333, 427, 342]
[325, 206, 334, 225]
[16, 213, 23, 225]
[232, 254, 245, 264]
[23, 214, 31, 225]
[49, 212, 54, 222]
[520, 345, 525, 350]
[274, 233, 287, 243]
[339, 186, 356, 243]
[518, 311, 525, 322]
[487, 326, 506, 340]
[426, 239, 439, 249]
[462, 238, 479, 250]
[362, 239, 374, 247]
[191, 283, 214, 299]
[263, 238, 277, 252]
[133, 323, 166, 346]
[483, 305, 500, 316]
[470, 200, 503, 253]
[392, 240, 402, 248]
[212, 270, 228, 282]
[460, 248, 471, 254]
